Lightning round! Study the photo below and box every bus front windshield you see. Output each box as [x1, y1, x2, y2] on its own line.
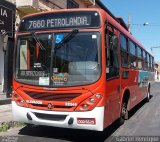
[15, 31, 101, 87]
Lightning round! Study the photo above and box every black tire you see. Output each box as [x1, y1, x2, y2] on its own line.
[118, 101, 129, 125]
[26, 123, 34, 127]
[146, 85, 150, 102]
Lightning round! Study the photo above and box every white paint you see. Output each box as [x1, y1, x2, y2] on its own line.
[12, 101, 104, 131]
[0, 8, 7, 17]
[65, 102, 77, 107]
[26, 100, 42, 105]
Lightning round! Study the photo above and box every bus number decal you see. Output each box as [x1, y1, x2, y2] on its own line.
[65, 102, 77, 107]
[29, 20, 46, 29]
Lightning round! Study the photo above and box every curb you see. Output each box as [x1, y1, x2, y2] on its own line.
[0, 93, 11, 105]
[0, 98, 11, 105]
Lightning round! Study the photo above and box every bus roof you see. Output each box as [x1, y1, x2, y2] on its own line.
[21, 8, 102, 19]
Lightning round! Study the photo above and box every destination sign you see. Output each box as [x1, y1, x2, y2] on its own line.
[28, 16, 90, 30]
[19, 11, 100, 31]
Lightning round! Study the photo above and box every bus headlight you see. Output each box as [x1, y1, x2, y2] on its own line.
[12, 93, 28, 108]
[82, 104, 88, 109]
[75, 93, 102, 111]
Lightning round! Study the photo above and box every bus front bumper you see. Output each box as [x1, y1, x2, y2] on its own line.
[12, 101, 104, 131]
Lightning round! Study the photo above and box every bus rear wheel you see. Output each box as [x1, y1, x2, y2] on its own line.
[146, 85, 150, 102]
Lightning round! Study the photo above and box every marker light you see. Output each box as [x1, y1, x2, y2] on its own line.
[12, 93, 28, 108]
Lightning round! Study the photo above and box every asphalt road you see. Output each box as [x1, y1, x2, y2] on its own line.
[1, 82, 160, 142]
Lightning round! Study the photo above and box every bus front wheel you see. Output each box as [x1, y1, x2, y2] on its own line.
[119, 101, 128, 125]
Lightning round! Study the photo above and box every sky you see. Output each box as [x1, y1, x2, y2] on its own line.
[101, 0, 160, 63]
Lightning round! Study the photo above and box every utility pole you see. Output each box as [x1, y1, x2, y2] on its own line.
[128, 15, 131, 33]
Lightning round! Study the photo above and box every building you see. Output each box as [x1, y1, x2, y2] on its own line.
[14, 0, 102, 30]
[0, 0, 15, 97]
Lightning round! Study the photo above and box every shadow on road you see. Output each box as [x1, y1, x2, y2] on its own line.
[18, 97, 153, 142]
[18, 122, 120, 142]
[128, 95, 153, 119]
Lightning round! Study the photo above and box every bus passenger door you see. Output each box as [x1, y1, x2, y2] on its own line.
[105, 27, 121, 123]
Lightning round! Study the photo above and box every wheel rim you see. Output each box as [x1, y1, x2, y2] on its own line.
[148, 92, 150, 99]
[122, 103, 127, 118]
[147, 87, 150, 99]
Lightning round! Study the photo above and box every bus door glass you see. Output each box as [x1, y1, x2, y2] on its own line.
[105, 24, 121, 122]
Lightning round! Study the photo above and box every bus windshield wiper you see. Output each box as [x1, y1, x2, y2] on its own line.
[31, 31, 46, 50]
[55, 29, 79, 49]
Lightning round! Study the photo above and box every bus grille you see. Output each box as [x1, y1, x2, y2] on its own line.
[25, 91, 81, 102]
[31, 103, 73, 109]
[33, 112, 67, 121]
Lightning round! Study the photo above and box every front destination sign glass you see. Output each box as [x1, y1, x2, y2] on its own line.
[19, 11, 100, 31]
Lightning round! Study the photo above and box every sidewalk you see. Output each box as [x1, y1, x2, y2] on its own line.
[155, 79, 160, 82]
[0, 104, 12, 123]
[0, 93, 12, 123]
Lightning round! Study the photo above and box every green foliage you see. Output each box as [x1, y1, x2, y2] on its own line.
[0, 123, 10, 132]
[0, 121, 25, 132]
[15, 122, 26, 127]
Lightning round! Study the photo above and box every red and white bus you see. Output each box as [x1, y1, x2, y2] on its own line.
[12, 8, 154, 131]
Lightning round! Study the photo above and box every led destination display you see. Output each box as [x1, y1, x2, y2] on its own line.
[19, 11, 100, 31]
[28, 16, 90, 30]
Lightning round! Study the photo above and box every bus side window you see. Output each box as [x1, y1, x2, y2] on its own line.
[120, 34, 129, 67]
[105, 31, 119, 79]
